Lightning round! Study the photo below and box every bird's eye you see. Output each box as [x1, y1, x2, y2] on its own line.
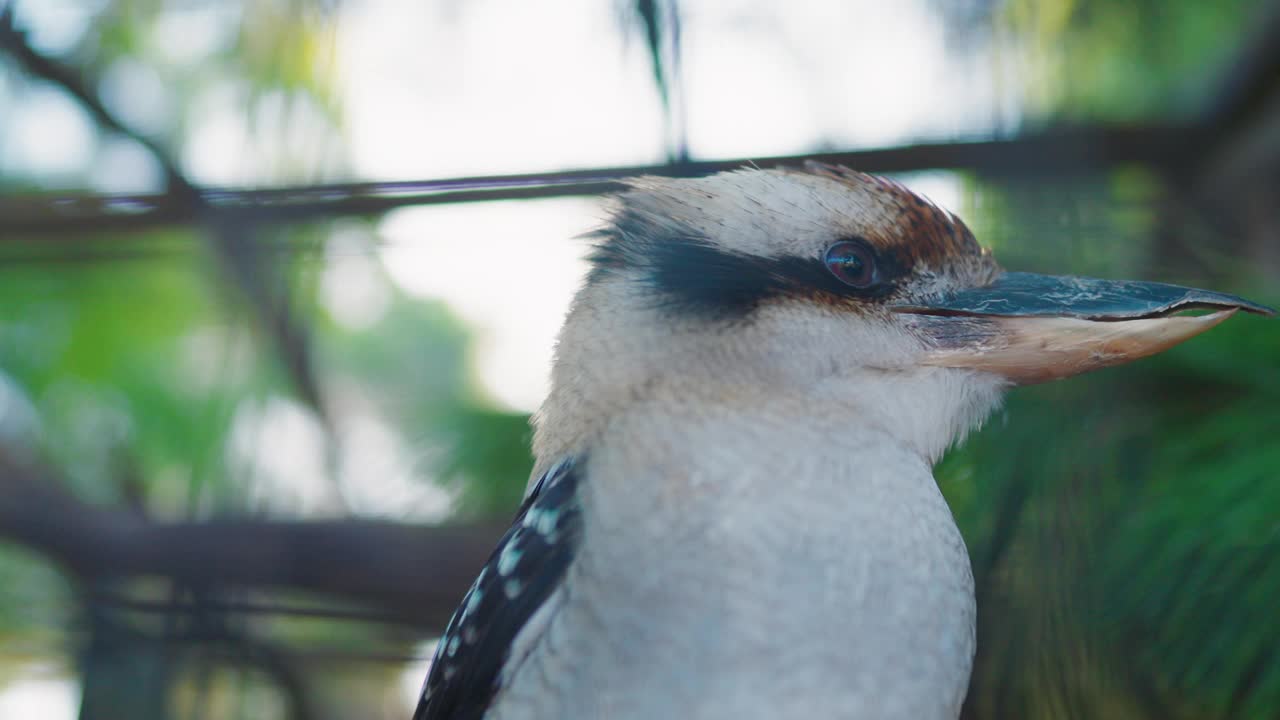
[824, 241, 877, 288]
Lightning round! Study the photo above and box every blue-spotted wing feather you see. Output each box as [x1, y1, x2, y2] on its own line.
[414, 457, 583, 720]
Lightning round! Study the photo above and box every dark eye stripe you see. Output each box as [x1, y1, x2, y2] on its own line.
[588, 209, 906, 318]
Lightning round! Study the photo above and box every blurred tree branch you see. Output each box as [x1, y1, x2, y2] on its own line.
[0, 3, 198, 203]
[0, 4, 328, 418]
[0, 449, 499, 630]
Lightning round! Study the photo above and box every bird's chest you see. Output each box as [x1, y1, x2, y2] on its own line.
[495, 415, 976, 719]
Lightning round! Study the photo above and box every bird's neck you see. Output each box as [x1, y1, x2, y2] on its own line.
[534, 358, 1006, 478]
[540, 393, 980, 718]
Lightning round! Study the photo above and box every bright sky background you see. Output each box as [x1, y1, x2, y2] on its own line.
[0, 0, 1020, 714]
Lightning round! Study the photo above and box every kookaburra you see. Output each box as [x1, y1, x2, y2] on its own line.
[414, 164, 1271, 719]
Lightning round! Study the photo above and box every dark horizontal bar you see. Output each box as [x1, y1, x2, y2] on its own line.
[0, 125, 1205, 237]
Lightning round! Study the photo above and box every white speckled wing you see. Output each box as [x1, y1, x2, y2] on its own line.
[414, 457, 582, 720]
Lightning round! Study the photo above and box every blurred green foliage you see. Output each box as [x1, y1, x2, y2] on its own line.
[994, 0, 1263, 121]
[936, 169, 1280, 718]
[940, 317, 1280, 718]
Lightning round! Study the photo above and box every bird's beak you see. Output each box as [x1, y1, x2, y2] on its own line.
[892, 272, 1274, 385]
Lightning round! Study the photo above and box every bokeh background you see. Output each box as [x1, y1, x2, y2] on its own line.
[1, 0, 1278, 718]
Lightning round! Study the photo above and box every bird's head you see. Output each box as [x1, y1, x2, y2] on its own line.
[536, 164, 1272, 463]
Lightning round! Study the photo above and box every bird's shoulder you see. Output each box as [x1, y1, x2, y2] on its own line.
[413, 456, 584, 720]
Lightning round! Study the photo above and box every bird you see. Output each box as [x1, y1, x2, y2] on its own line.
[413, 163, 1272, 720]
